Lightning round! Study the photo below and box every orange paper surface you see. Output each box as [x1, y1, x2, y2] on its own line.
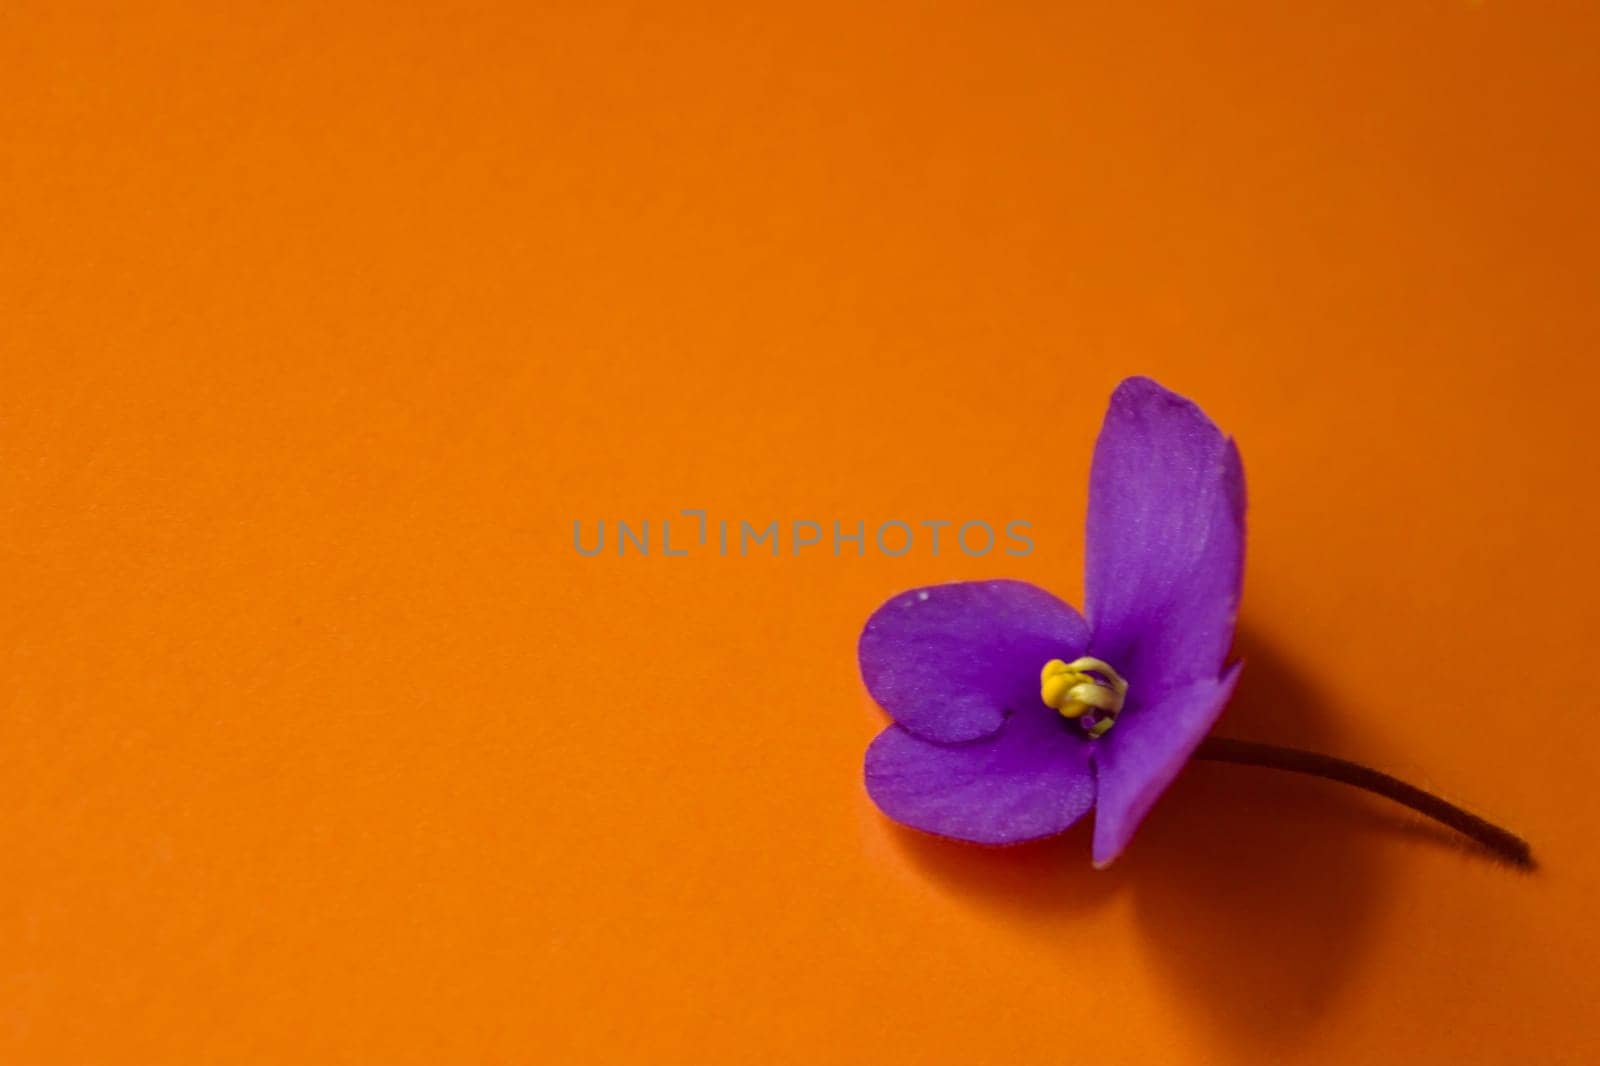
[4, 4, 1599, 1063]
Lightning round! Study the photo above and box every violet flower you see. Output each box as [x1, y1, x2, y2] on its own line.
[861, 377, 1240, 866]
[860, 376, 1533, 869]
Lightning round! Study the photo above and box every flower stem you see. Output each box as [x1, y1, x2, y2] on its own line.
[1194, 736, 1534, 870]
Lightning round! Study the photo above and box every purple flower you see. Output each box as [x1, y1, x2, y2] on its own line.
[860, 377, 1246, 867]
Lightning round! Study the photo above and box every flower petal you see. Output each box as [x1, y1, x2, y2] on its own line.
[1090, 663, 1242, 866]
[1085, 377, 1245, 692]
[858, 580, 1090, 744]
[864, 711, 1096, 845]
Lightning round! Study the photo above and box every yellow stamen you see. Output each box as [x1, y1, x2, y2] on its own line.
[1040, 657, 1128, 737]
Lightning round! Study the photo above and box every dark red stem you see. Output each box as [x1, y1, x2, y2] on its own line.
[1194, 736, 1534, 870]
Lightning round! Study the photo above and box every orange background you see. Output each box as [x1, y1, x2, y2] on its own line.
[4, 3, 1599, 1064]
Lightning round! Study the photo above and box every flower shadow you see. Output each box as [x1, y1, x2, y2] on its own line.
[1121, 628, 1387, 1051]
[885, 628, 1391, 1052]
[886, 820, 1119, 918]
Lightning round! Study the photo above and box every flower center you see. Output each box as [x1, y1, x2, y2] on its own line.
[1040, 657, 1128, 738]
